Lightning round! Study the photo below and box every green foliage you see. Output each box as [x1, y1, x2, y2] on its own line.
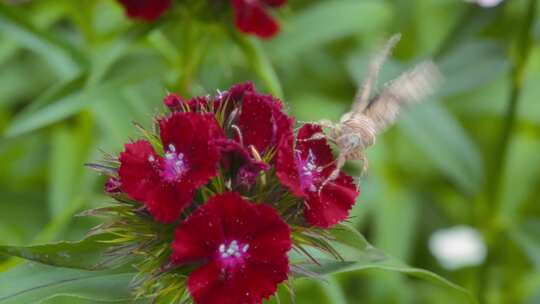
[0, 0, 539, 303]
[0, 263, 133, 304]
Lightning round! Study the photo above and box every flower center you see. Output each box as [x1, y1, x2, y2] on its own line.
[161, 144, 188, 182]
[219, 240, 249, 259]
[296, 149, 323, 193]
[217, 240, 250, 270]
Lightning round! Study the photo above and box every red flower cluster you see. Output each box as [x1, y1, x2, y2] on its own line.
[116, 0, 286, 39]
[109, 82, 359, 303]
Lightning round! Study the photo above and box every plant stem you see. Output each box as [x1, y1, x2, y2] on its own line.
[480, 1, 536, 303]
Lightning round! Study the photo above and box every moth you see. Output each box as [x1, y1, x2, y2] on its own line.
[310, 34, 443, 192]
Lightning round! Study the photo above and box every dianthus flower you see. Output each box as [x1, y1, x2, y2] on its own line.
[231, 0, 287, 39]
[276, 124, 359, 228]
[90, 82, 362, 303]
[171, 192, 291, 304]
[119, 112, 224, 223]
[117, 0, 172, 22]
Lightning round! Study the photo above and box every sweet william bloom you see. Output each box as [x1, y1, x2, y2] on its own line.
[277, 124, 359, 228]
[231, 0, 287, 39]
[117, 0, 171, 22]
[119, 112, 224, 223]
[171, 192, 292, 304]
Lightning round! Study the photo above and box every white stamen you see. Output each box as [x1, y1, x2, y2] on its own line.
[219, 240, 248, 258]
[148, 155, 155, 162]
[168, 144, 176, 153]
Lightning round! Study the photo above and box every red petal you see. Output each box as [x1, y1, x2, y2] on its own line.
[217, 81, 255, 104]
[163, 93, 184, 111]
[159, 112, 224, 189]
[179, 193, 291, 304]
[201, 192, 259, 240]
[276, 132, 304, 196]
[263, 0, 287, 7]
[232, 0, 280, 39]
[188, 262, 229, 304]
[118, 140, 160, 202]
[238, 93, 274, 154]
[249, 205, 292, 263]
[118, 0, 171, 22]
[238, 261, 289, 302]
[304, 173, 359, 228]
[145, 182, 193, 223]
[238, 92, 293, 156]
[171, 211, 224, 264]
[297, 124, 334, 168]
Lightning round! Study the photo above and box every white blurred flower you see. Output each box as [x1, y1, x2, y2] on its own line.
[465, 0, 504, 8]
[429, 226, 487, 270]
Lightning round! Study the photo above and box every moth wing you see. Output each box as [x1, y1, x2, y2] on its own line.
[363, 60, 443, 133]
[352, 33, 402, 113]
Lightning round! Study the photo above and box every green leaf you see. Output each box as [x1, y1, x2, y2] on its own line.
[293, 226, 477, 304]
[48, 118, 94, 217]
[510, 219, 540, 270]
[5, 67, 162, 137]
[269, 0, 391, 61]
[300, 256, 475, 303]
[0, 263, 134, 304]
[0, 235, 112, 271]
[319, 276, 347, 304]
[4, 74, 88, 137]
[399, 102, 484, 194]
[438, 41, 509, 97]
[499, 135, 540, 220]
[0, 3, 86, 77]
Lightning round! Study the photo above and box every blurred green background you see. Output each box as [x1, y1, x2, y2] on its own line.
[0, 0, 539, 303]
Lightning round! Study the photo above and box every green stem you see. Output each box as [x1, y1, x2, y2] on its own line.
[479, 1, 536, 303]
[232, 31, 284, 99]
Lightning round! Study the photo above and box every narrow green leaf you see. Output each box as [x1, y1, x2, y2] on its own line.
[293, 227, 477, 304]
[0, 235, 112, 271]
[510, 219, 540, 270]
[319, 276, 347, 304]
[299, 255, 475, 303]
[399, 102, 484, 194]
[0, 263, 134, 304]
[0, 3, 86, 77]
[438, 41, 509, 97]
[5, 68, 162, 137]
[269, 0, 391, 61]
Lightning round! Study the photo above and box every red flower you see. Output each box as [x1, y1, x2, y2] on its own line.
[216, 82, 293, 187]
[231, 0, 286, 39]
[119, 112, 224, 223]
[118, 0, 171, 22]
[171, 192, 291, 304]
[276, 124, 359, 228]
[237, 91, 293, 156]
